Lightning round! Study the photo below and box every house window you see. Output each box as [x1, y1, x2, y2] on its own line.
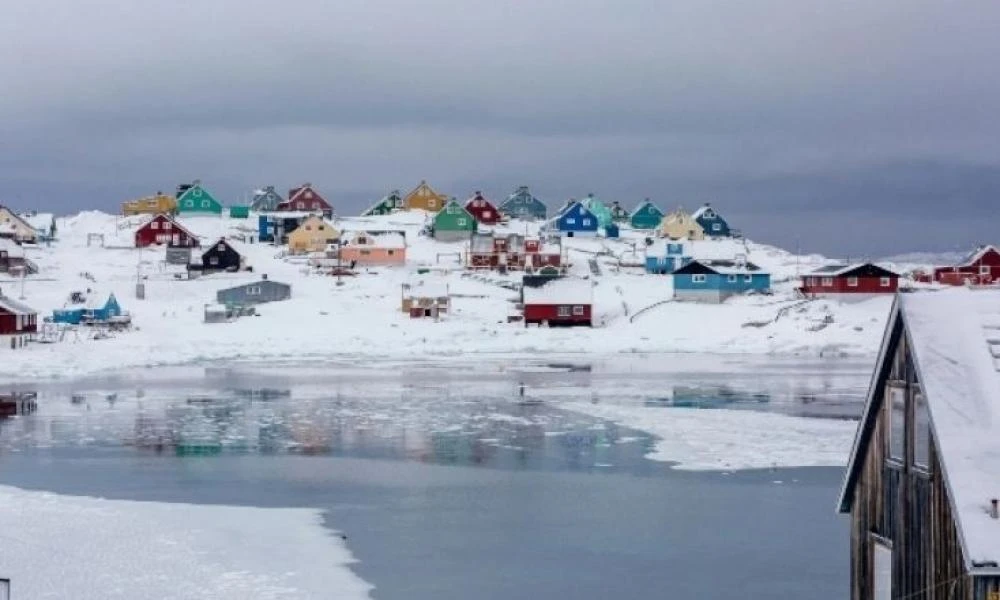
[744, 275, 753, 283]
[566, 218, 576, 224]
[428, 199, 437, 208]
[387, 250, 395, 256]
[880, 277, 891, 287]
[447, 205, 458, 214]
[887, 385, 905, 462]
[312, 202, 320, 210]
[456, 218, 467, 226]
[727, 275, 737, 283]
[217, 243, 225, 251]
[247, 286, 262, 296]
[201, 200, 210, 208]
[821, 277, 833, 286]
[304, 190, 313, 199]
[557, 306, 571, 317]
[872, 539, 892, 600]
[692, 274, 707, 283]
[572, 305, 584, 316]
[712, 223, 721, 231]
[164, 222, 172, 230]
[209, 257, 219, 265]
[297, 202, 305, 210]
[360, 250, 371, 256]
[913, 389, 931, 470]
[482, 211, 491, 218]
[980, 265, 991, 275]
[582, 218, 591, 226]
[847, 277, 859, 287]
[151, 221, 159, 230]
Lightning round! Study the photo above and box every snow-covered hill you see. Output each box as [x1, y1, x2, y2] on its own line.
[0, 211, 896, 380]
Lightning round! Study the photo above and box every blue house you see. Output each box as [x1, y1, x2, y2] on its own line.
[258, 213, 312, 243]
[499, 186, 547, 220]
[645, 242, 692, 274]
[53, 293, 123, 324]
[691, 204, 731, 237]
[672, 259, 770, 303]
[549, 201, 599, 237]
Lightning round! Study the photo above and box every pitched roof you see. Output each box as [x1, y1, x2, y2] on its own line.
[629, 199, 662, 218]
[807, 262, 899, 277]
[959, 244, 1000, 267]
[403, 279, 449, 299]
[342, 230, 406, 249]
[0, 237, 25, 257]
[673, 259, 764, 276]
[691, 204, 722, 220]
[19, 212, 54, 232]
[0, 294, 36, 315]
[0, 208, 36, 235]
[522, 277, 593, 305]
[840, 289, 1000, 568]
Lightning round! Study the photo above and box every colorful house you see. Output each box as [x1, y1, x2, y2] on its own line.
[609, 201, 630, 223]
[645, 242, 691, 274]
[672, 259, 771, 303]
[464, 191, 501, 225]
[660, 207, 705, 240]
[499, 186, 547, 221]
[404, 180, 448, 212]
[338, 231, 407, 266]
[581, 194, 613, 229]
[287, 215, 339, 254]
[249, 186, 283, 212]
[278, 183, 333, 218]
[0, 206, 38, 243]
[176, 181, 223, 215]
[466, 232, 562, 271]
[549, 201, 599, 237]
[199, 238, 245, 272]
[800, 263, 899, 298]
[932, 245, 1000, 286]
[629, 199, 664, 230]
[257, 213, 312, 244]
[122, 193, 177, 217]
[362, 190, 405, 216]
[0, 293, 37, 349]
[52, 293, 124, 325]
[521, 276, 593, 327]
[837, 289, 1000, 600]
[401, 280, 450, 317]
[432, 199, 477, 242]
[134, 214, 199, 248]
[692, 204, 730, 237]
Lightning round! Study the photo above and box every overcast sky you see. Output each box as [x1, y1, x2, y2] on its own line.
[2, 0, 998, 256]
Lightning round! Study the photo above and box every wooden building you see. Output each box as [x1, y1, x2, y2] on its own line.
[838, 289, 1000, 599]
[0, 294, 38, 349]
[338, 231, 406, 266]
[801, 263, 900, 298]
[362, 190, 405, 216]
[133, 214, 200, 248]
[401, 280, 450, 318]
[198, 238, 246, 272]
[278, 183, 333, 218]
[691, 203, 731, 237]
[287, 215, 339, 254]
[498, 186, 547, 221]
[0, 206, 38, 243]
[249, 186, 283, 212]
[549, 201, 599, 237]
[933, 245, 1000, 286]
[432, 199, 477, 242]
[672, 259, 771, 303]
[216, 276, 291, 306]
[660, 207, 705, 240]
[629, 199, 664, 230]
[464, 191, 501, 225]
[521, 276, 593, 327]
[176, 181, 223, 215]
[404, 180, 448, 212]
[122, 193, 177, 217]
[466, 232, 562, 271]
[0, 239, 37, 274]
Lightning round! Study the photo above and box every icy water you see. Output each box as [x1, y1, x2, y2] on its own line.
[0, 355, 869, 599]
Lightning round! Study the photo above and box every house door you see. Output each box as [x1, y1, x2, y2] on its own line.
[172, 233, 180, 245]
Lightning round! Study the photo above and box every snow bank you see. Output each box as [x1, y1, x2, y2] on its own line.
[0, 485, 372, 600]
[559, 401, 857, 470]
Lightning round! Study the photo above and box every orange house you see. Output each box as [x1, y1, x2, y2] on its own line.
[404, 180, 448, 211]
[338, 231, 406, 266]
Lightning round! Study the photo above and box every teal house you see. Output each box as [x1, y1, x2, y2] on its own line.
[432, 198, 477, 241]
[581, 194, 613, 229]
[672, 260, 770, 303]
[692, 204, 731, 237]
[645, 242, 691, 274]
[176, 181, 223, 215]
[363, 190, 405, 216]
[630, 199, 664, 230]
[499, 186, 547, 220]
[52, 293, 124, 324]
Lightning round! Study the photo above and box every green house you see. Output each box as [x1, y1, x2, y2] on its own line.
[581, 193, 613, 229]
[362, 190, 404, 216]
[630, 199, 664, 229]
[176, 181, 223, 215]
[229, 205, 249, 219]
[432, 198, 477, 241]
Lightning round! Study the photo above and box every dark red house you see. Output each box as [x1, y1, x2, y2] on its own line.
[278, 183, 333, 217]
[521, 276, 593, 327]
[0, 294, 38, 349]
[467, 233, 562, 271]
[932, 245, 1000, 286]
[464, 191, 501, 225]
[134, 214, 200, 248]
[800, 263, 900, 297]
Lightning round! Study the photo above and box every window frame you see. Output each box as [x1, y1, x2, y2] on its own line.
[821, 277, 833, 286]
[847, 276, 859, 287]
[691, 274, 707, 284]
[572, 305, 584, 316]
[880, 277, 891, 287]
[557, 305, 571, 317]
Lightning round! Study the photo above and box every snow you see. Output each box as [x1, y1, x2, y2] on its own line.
[558, 400, 856, 470]
[0, 210, 899, 380]
[0, 485, 372, 599]
[20, 212, 54, 233]
[522, 278, 593, 305]
[900, 288, 1000, 565]
[0, 237, 25, 257]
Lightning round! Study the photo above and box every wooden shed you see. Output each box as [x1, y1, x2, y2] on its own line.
[216, 276, 291, 306]
[801, 263, 900, 298]
[838, 289, 1000, 599]
[0, 294, 38, 349]
[521, 276, 593, 327]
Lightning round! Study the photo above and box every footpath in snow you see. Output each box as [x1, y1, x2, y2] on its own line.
[0, 485, 372, 600]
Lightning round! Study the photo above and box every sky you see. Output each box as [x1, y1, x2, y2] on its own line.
[2, 0, 998, 257]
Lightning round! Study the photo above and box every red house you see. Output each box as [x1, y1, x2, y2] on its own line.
[278, 183, 333, 218]
[0, 294, 38, 349]
[464, 191, 501, 225]
[521, 276, 593, 327]
[800, 263, 899, 297]
[932, 245, 1000, 286]
[467, 233, 562, 271]
[134, 214, 200, 248]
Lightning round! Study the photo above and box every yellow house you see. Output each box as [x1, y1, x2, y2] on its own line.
[404, 180, 448, 212]
[0, 206, 37, 243]
[659, 207, 705, 240]
[122, 193, 177, 216]
[288, 215, 339, 254]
